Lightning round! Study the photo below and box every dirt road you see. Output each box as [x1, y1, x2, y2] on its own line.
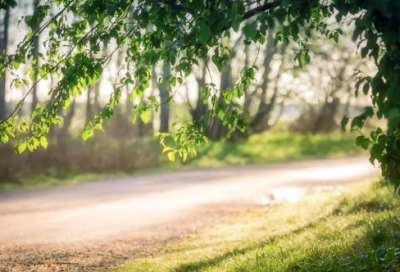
[0, 157, 379, 271]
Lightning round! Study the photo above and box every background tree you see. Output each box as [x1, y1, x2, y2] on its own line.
[158, 63, 171, 133]
[0, 0, 399, 187]
[0, 3, 9, 120]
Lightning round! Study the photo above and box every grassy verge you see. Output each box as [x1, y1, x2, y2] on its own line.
[136, 132, 365, 174]
[184, 132, 364, 168]
[114, 182, 400, 272]
[0, 172, 128, 191]
[1, 132, 364, 190]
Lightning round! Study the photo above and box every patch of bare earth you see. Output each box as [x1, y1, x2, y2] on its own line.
[0, 202, 258, 272]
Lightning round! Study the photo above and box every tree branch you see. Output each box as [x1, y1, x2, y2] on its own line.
[242, 1, 280, 21]
[158, 0, 196, 17]
[218, 1, 279, 35]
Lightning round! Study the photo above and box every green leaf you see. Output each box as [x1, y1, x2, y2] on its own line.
[247, 68, 255, 79]
[82, 128, 93, 141]
[370, 143, 384, 163]
[140, 110, 150, 124]
[14, 79, 20, 89]
[16, 142, 27, 154]
[167, 151, 176, 162]
[24, 15, 34, 28]
[149, 95, 158, 105]
[163, 147, 173, 154]
[27, 142, 34, 152]
[388, 109, 400, 127]
[234, 86, 244, 98]
[333, 32, 339, 43]
[236, 118, 247, 132]
[363, 106, 374, 117]
[0, 133, 9, 143]
[295, 54, 303, 68]
[361, 47, 369, 58]
[378, 134, 387, 146]
[224, 91, 233, 104]
[29, 69, 35, 81]
[302, 53, 311, 65]
[198, 26, 212, 44]
[311, 10, 320, 20]
[18, 122, 28, 132]
[182, 150, 188, 162]
[355, 135, 370, 150]
[351, 115, 365, 130]
[232, 18, 241, 32]
[258, 34, 266, 44]
[101, 107, 113, 119]
[211, 55, 223, 73]
[40, 136, 48, 149]
[370, 128, 382, 142]
[243, 21, 258, 41]
[275, 8, 286, 24]
[170, 77, 176, 87]
[217, 106, 226, 120]
[211, 95, 218, 107]
[362, 83, 369, 95]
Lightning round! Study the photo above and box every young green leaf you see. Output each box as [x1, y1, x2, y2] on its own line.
[167, 151, 176, 162]
[15, 142, 27, 154]
[40, 136, 48, 149]
[82, 128, 93, 141]
[162, 147, 173, 154]
[140, 110, 150, 124]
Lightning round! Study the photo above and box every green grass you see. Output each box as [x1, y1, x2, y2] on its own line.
[114, 182, 400, 272]
[138, 132, 365, 173]
[137, 132, 365, 174]
[1, 132, 364, 191]
[185, 132, 364, 168]
[0, 172, 127, 191]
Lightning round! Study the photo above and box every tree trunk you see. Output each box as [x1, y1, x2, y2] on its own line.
[55, 98, 76, 176]
[190, 59, 208, 122]
[0, 5, 9, 120]
[159, 64, 170, 133]
[249, 31, 278, 132]
[312, 97, 340, 134]
[30, 0, 40, 114]
[59, 98, 76, 140]
[86, 84, 95, 124]
[206, 62, 233, 140]
[312, 61, 347, 134]
[243, 45, 253, 114]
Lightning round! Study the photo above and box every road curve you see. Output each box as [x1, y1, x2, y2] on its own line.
[0, 157, 379, 247]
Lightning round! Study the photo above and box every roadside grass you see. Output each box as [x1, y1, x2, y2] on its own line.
[0, 172, 128, 191]
[114, 182, 400, 272]
[1, 132, 364, 190]
[184, 132, 364, 168]
[135, 132, 364, 174]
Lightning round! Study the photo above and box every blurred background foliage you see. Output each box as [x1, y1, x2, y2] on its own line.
[0, 2, 382, 189]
